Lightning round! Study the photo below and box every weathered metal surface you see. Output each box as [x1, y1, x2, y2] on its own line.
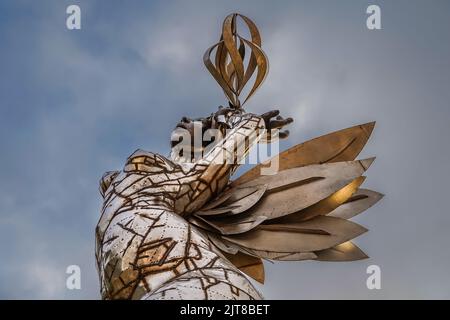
[96, 12, 382, 300]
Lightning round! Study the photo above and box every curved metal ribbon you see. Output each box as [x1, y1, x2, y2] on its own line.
[203, 13, 269, 108]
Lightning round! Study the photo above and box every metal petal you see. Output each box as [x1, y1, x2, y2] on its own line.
[227, 159, 374, 222]
[198, 185, 267, 216]
[233, 122, 376, 186]
[201, 188, 234, 211]
[188, 216, 218, 233]
[222, 251, 265, 284]
[223, 216, 367, 252]
[314, 241, 369, 261]
[195, 214, 267, 235]
[207, 233, 240, 254]
[328, 188, 384, 219]
[273, 176, 366, 223]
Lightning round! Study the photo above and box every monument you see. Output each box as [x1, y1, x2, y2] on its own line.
[95, 13, 383, 300]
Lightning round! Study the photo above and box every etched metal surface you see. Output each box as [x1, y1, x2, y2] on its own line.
[96, 113, 266, 299]
[96, 13, 383, 300]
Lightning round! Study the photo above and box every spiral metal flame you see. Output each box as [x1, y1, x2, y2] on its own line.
[203, 13, 269, 108]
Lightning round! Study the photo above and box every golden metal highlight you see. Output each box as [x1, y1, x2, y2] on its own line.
[203, 13, 269, 108]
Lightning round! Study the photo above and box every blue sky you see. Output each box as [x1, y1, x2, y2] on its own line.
[1, 0, 450, 299]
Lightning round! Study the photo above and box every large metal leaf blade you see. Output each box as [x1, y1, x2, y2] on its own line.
[222, 251, 265, 284]
[232, 122, 376, 186]
[207, 233, 265, 282]
[188, 216, 218, 233]
[314, 241, 369, 261]
[272, 176, 366, 223]
[263, 216, 368, 238]
[207, 233, 240, 254]
[223, 216, 368, 252]
[201, 190, 234, 211]
[196, 206, 238, 216]
[195, 214, 268, 235]
[197, 184, 267, 216]
[219, 159, 374, 225]
[328, 188, 384, 219]
[239, 158, 374, 191]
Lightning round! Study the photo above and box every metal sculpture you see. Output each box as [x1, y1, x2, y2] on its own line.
[95, 13, 383, 300]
